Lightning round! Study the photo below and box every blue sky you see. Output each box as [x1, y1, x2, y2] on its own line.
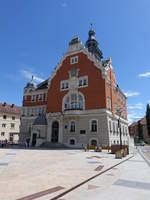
[0, 0, 150, 123]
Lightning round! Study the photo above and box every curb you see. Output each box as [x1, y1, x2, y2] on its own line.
[138, 149, 150, 167]
[51, 154, 134, 200]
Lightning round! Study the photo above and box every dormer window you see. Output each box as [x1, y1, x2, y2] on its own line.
[70, 56, 78, 64]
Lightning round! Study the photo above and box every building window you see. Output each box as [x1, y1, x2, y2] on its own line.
[3, 115, 7, 119]
[107, 97, 111, 110]
[113, 122, 116, 133]
[83, 79, 87, 85]
[114, 140, 116, 144]
[12, 116, 15, 120]
[63, 92, 84, 111]
[79, 79, 82, 86]
[109, 120, 112, 132]
[11, 123, 15, 129]
[1, 132, 5, 136]
[70, 139, 75, 145]
[23, 96, 27, 101]
[38, 94, 43, 101]
[61, 81, 69, 90]
[70, 121, 76, 132]
[2, 123, 6, 128]
[80, 130, 86, 134]
[31, 95, 36, 102]
[70, 56, 78, 64]
[78, 77, 88, 87]
[91, 120, 98, 132]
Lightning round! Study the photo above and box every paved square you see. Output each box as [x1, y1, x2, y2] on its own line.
[0, 148, 129, 200]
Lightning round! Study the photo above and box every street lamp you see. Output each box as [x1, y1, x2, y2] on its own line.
[116, 108, 123, 150]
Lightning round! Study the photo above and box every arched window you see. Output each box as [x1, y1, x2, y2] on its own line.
[63, 92, 84, 111]
[91, 120, 98, 132]
[70, 139, 75, 145]
[70, 121, 75, 132]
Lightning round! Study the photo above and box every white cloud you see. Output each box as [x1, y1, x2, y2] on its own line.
[127, 103, 143, 110]
[124, 91, 140, 97]
[128, 111, 143, 124]
[20, 69, 44, 84]
[61, 2, 68, 7]
[139, 72, 150, 78]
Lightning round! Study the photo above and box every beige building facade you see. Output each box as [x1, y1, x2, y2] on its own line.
[0, 102, 21, 144]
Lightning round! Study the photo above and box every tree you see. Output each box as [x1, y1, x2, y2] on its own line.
[137, 120, 143, 141]
[146, 103, 150, 137]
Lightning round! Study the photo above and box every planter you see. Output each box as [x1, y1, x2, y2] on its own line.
[115, 150, 122, 159]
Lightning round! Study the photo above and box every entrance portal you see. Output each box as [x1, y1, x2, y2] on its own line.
[91, 139, 97, 146]
[51, 121, 59, 143]
[32, 133, 37, 147]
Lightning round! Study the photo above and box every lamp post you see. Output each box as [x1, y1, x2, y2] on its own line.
[117, 108, 123, 150]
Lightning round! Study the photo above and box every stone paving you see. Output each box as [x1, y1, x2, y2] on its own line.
[60, 150, 150, 200]
[0, 148, 132, 200]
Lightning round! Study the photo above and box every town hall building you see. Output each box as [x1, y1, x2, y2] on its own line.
[20, 27, 129, 148]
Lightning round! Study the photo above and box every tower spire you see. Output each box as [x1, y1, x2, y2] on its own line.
[85, 24, 103, 60]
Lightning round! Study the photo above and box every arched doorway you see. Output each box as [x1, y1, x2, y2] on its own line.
[51, 121, 59, 143]
[32, 133, 37, 147]
[91, 139, 97, 146]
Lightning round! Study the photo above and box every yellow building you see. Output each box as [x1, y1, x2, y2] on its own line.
[0, 102, 21, 144]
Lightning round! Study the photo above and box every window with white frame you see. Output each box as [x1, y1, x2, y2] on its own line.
[113, 122, 115, 133]
[91, 120, 98, 132]
[63, 92, 84, 111]
[70, 56, 78, 64]
[70, 121, 75, 132]
[61, 81, 69, 90]
[2, 123, 6, 128]
[31, 95, 36, 102]
[1, 132, 5, 136]
[23, 96, 27, 101]
[11, 123, 15, 129]
[38, 94, 43, 101]
[107, 97, 111, 110]
[78, 77, 88, 87]
[109, 120, 112, 132]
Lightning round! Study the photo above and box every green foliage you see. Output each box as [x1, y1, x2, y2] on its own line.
[146, 103, 150, 137]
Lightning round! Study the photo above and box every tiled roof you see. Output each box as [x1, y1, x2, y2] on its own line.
[0, 103, 21, 115]
[140, 117, 146, 125]
[129, 117, 147, 127]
